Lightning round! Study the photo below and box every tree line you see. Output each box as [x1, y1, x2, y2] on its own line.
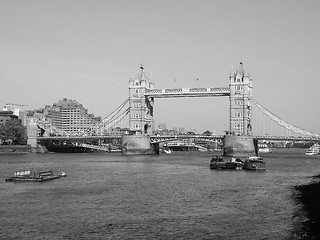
[0, 119, 27, 145]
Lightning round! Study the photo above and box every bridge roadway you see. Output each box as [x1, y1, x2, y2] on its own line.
[37, 134, 320, 142]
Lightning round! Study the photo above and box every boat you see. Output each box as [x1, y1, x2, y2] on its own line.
[5, 170, 65, 182]
[305, 143, 320, 155]
[258, 143, 271, 153]
[243, 155, 266, 170]
[164, 149, 172, 154]
[210, 155, 244, 170]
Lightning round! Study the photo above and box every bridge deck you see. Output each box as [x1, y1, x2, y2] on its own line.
[38, 134, 320, 142]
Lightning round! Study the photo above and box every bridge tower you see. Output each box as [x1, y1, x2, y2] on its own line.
[229, 62, 253, 136]
[224, 62, 256, 157]
[123, 65, 157, 155]
[128, 65, 155, 135]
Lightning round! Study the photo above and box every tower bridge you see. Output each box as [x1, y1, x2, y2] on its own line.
[32, 62, 320, 154]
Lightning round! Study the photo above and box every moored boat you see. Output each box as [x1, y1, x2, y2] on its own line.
[5, 170, 65, 182]
[258, 143, 271, 153]
[164, 149, 172, 154]
[243, 155, 266, 170]
[305, 143, 320, 155]
[210, 155, 244, 170]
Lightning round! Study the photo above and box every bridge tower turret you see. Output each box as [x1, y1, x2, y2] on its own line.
[128, 65, 155, 135]
[229, 62, 253, 136]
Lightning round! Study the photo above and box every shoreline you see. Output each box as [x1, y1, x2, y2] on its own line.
[0, 145, 31, 153]
[294, 174, 320, 239]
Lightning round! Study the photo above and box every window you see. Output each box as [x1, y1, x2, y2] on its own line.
[133, 102, 142, 108]
[235, 100, 243, 106]
[132, 113, 141, 119]
[234, 112, 242, 118]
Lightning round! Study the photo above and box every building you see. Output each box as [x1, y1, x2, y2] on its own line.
[158, 122, 167, 131]
[0, 110, 18, 125]
[44, 98, 101, 135]
[178, 127, 185, 134]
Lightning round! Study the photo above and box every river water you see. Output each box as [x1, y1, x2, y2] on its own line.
[0, 148, 319, 239]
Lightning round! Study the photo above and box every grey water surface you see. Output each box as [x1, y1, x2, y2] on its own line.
[1, 148, 318, 239]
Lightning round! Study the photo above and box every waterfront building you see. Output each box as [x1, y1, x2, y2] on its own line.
[44, 98, 101, 135]
[0, 110, 18, 125]
[2, 104, 29, 126]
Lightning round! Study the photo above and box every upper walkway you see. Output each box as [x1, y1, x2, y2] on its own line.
[145, 87, 230, 98]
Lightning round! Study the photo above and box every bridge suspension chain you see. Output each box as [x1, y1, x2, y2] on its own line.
[252, 98, 319, 138]
[104, 108, 130, 130]
[92, 108, 130, 134]
[99, 98, 129, 126]
[88, 99, 130, 135]
[35, 118, 69, 136]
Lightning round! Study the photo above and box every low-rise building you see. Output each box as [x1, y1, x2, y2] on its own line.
[0, 111, 18, 125]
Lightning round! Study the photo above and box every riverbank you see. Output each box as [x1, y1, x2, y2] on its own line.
[294, 174, 320, 239]
[0, 145, 31, 153]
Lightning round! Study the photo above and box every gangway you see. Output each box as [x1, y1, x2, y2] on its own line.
[78, 143, 110, 152]
[77, 143, 121, 152]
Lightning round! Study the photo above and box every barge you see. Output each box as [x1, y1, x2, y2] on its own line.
[5, 170, 66, 182]
[243, 155, 266, 170]
[210, 155, 266, 171]
[210, 155, 244, 170]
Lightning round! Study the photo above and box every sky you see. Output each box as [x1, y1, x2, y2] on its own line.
[1, 0, 320, 134]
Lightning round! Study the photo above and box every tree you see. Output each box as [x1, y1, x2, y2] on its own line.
[0, 119, 27, 145]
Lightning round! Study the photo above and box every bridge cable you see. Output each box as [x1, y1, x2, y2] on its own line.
[252, 98, 319, 138]
[100, 98, 129, 125]
[88, 98, 129, 134]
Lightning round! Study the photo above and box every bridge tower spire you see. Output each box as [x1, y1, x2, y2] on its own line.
[128, 65, 155, 135]
[229, 62, 253, 136]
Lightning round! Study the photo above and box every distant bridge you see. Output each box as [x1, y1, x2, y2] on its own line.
[32, 63, 320, 147]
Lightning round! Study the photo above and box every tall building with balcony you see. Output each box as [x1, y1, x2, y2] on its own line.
[45, 98, 101, 134]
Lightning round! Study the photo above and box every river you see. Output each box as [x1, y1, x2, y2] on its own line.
[0, 148, 319, 239]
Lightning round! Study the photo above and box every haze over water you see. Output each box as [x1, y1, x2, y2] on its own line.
[0, 149, 318, 239]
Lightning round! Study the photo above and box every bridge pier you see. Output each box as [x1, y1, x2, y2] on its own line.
[223, 135, 257, 157]
[121, 134, 158, 155]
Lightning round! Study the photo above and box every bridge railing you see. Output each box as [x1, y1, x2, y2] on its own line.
[254, 135, 320, 141]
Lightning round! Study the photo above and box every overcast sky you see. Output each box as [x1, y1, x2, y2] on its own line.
[1, 0, 319, 134]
